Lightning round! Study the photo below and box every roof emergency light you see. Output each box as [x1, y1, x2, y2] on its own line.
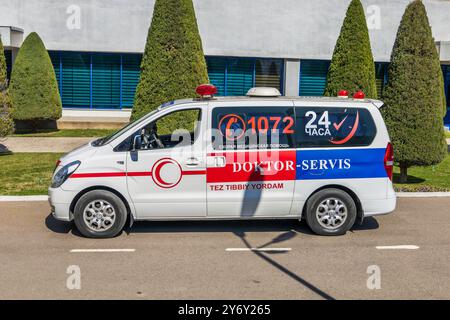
[337, 90, 349, 98]
[246, 87, 281, 97]
[196, 84, 217, 98]
[353, 91, 365, 99]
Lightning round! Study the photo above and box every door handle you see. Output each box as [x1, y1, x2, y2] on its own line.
[206, 156, 226, 167]
[185, 157, 200, 167]
[214, 156, 226, 167]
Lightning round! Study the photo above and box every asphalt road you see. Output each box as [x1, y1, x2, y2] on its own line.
[0, 197, 449, 300]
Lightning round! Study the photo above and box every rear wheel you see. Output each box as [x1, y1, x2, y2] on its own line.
[305, 188, 357, 236]
[74, 190, 127, 238]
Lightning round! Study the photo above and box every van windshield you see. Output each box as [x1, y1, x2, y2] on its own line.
[91, 109, 160, 147]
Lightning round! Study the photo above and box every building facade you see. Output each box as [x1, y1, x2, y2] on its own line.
[1, 0, 450, 124]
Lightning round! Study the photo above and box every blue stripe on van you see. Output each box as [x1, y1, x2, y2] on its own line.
[296, 148, 387, 180]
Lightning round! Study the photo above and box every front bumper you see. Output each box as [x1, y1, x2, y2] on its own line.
[48, 187, 77, 221]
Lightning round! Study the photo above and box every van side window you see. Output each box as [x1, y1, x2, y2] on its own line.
[115, 108, 201, 151]
[295, 107, 376, 148]
[211, 107, 295, 150]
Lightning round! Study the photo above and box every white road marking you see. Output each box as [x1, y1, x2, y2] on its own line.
[226, 248, 291, 252]
[376, 245, 419, 250]
[70, 249, 136, 253]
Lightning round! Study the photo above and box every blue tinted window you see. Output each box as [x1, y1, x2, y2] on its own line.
[295, 107, 376, 147]
[49, 51, 141, 109]
[206, 57, 283, 96]
[212, 106, 295, 150]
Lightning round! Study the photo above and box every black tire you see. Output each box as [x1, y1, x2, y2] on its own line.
[73, 190, 127, 238]
[305, 188, 357, 236]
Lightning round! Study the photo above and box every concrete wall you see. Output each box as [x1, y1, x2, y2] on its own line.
[438, 42, 450, 62]
[284, 59, 300, 96]
[0, 0, 449, 61]
[0, 0, 153, 53]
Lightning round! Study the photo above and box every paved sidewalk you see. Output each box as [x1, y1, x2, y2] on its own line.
[2, 137, 449, 153]
[1, 137, 94, 153]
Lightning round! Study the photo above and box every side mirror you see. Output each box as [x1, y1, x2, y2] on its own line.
[132, 135, 142, 151]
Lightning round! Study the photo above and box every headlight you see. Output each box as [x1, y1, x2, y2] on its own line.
[51, 161, 81, 188]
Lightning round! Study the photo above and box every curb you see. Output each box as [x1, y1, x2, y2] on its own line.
[396, 192, 450, 198]
[0, 195, 48, 202]
[2, 137, 94, 153]
[1, 193, 450, 202]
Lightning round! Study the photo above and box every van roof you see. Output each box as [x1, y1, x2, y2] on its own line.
[162, 96, 384, 109]
[210, 95, 383, 104]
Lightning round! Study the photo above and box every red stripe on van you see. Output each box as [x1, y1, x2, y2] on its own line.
[70, 170, 206, 179]
[127, 171, 152, 177]
[70, 172, 127, 178]
[183, 170, 207, 175]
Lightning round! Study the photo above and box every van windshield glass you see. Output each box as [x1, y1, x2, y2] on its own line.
[91, 109, 159, 147]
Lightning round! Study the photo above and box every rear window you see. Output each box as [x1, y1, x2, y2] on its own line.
[211, 106, 295, 150]
[295, 107, 376, 148]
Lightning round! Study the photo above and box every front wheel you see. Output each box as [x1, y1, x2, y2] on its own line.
[305, 188, 357, 236]
[74, 190, 127, 238]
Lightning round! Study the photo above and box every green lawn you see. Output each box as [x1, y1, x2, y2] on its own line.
[0, 153, 449, 195]
[446, 131, 450, 139]
[12, 129, 116, 138]
[393, 154, 450, 192]
[0, 153, 63, 195]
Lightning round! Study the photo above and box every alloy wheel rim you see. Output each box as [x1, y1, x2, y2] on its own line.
[83, 200, 116, 232]
[316, 198, 348, 230]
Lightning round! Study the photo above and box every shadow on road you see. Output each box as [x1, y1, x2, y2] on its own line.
[45, 213, 84, 237]
[45, 214, 72, 234]
[45, 213, 379, 236]
[351, 216, 379, 232]
[128, 219, 312, 234]
[233, 230, 336, 300]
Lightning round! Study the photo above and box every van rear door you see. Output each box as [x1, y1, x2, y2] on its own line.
[291, 102, 388, 216]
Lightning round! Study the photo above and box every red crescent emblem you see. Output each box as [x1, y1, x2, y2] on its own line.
[330, 111, 359, 145]
[151, 158, 182, 188]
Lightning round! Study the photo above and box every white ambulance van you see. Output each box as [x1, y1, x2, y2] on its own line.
[48, 85, 396, 238]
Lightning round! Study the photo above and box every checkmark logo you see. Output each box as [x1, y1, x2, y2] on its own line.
[330, 111, 359, 145]
[333, 115, 348, 131]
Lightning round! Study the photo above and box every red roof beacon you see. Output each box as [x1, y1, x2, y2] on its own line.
[196, 84, 217, 98]
[353, 91, 365, 99]
[337, 90, 349, 98]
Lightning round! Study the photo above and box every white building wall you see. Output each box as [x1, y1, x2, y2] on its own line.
[284, 59, 301, 96]
[0, 0, 449, 61]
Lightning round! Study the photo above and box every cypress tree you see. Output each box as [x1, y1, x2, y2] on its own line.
[382, 0, 447, 183]
[131, 0, 209, 123]
[10, 32, 62, 128]
[324, 0, 377, 98]
[0, 37, 14, 138]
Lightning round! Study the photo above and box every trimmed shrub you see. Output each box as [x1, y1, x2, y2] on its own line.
[0, 37, 14, 138]
[10, 32, 62, 126]
[382, 0, 447, 183]
[131, 0, 209, 123]
[324, 0, 377, 98]
[0, 38, 7, 83]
